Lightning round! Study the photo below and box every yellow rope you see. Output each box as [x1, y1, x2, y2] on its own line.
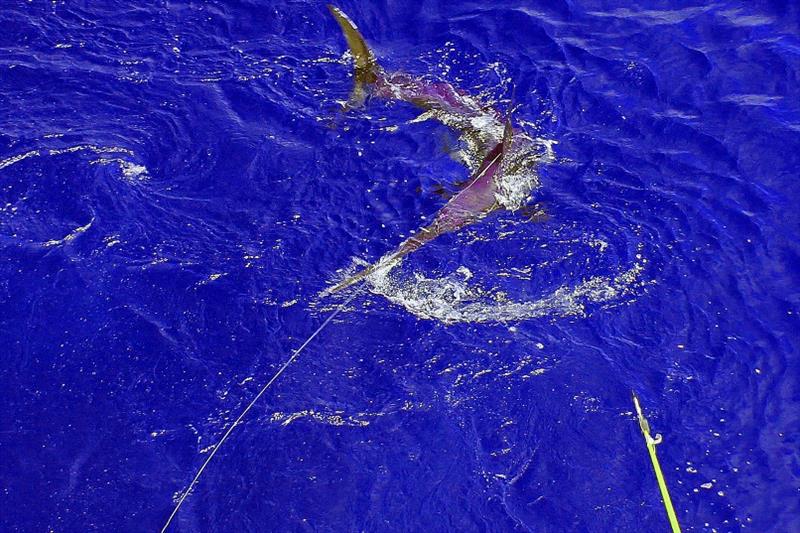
[632, 392, 682, 533]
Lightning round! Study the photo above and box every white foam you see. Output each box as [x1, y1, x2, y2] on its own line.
[494, 135, 556, 211]
[92, 157, 149, 181]
[269, 409, 371, 427]
[43, 217, 95, 248]
[359, 257, 646, 324]
[0, 150, 41, 171]
[0, 143, 149, 182]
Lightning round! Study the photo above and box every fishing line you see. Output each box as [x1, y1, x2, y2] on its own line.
[161, 286, 365, 532]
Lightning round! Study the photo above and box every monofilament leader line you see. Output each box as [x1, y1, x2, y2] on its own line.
[161, 287, 364, 532]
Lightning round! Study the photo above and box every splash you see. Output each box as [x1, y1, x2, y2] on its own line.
[494, 134, 557, 211]
[406, 105, 557, 213]
[361, 257, 646, 324]
[91, 157, 149, 181]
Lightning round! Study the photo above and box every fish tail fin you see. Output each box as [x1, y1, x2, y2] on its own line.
[327, 5, 380, 108]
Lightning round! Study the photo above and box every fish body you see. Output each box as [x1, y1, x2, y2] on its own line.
[326, 5, 547, 294]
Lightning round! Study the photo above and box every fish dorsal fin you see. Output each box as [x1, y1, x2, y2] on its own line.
[502, 85, 516, 153]
[502, 116, 514, 154]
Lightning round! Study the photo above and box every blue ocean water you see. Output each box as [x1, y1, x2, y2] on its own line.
[1, 1, 799, 531]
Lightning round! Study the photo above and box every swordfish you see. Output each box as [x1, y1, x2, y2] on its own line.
[326, 5, 545, 294]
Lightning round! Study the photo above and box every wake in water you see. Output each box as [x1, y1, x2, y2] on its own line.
[376, 260, 645, 323]
[0, 144, 149, 181]
[324, 248, 647, 324]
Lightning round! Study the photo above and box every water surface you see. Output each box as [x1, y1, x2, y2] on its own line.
[1, 1, 798, 531]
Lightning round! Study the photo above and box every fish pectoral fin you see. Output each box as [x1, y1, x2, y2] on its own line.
[453, 176, 474, 190]
[519, 203, 549, 223]
[432, 183, 454, 200]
